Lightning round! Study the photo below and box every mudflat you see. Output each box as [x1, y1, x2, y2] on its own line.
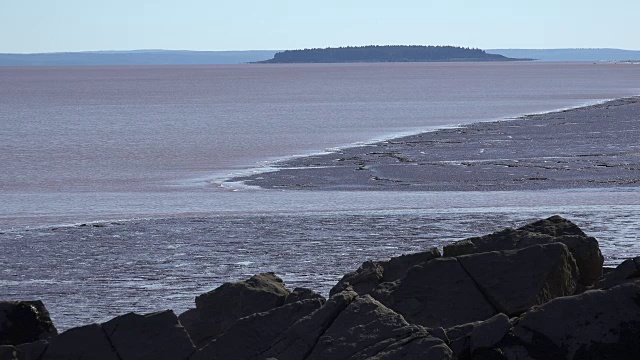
[234, 97, 640, 191]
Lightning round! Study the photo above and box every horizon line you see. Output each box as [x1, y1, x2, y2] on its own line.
[3, 47, 640, 56]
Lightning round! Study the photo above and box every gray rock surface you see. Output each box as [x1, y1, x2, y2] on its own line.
[41, 323, 118, 360]
[457, 243, 579, 315]
[444, 314, 512, 359]
[191, 298, 324, 360]
[102, 310, 195, 360]
[179, 272, 290, 347]
[0, 341, 48, 360]
[371, 257, 497, 328]
[502, 282, 640, 359]
[594, 257, 640, 289]
[284, 287, 325, 304]
[261, 291, 358, 360]
[16, 340, 48, 360]
[0, 346, 19, 360]
[329, 248, 441, 297]
[470, 313, 511, 353]
[0, 301, 58, 346]
[305, 295, 452, 360]
[443, 215, 603, 285]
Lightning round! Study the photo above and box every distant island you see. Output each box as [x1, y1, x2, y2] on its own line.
[259, 45, 528, 63]
[3, 48, 640, 66]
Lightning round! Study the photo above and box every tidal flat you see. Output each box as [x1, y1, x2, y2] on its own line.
[233, 97, 640, 191]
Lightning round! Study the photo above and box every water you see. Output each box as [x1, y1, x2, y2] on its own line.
[1, 62, 640, 329]
[1, 62, 640, 226]
[2, 194, 640, 329]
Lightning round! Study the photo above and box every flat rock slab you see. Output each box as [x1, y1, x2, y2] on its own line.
[457, 243, 578, 315]
[594, 257, 640, 289]
[306, 295, 452, 360]
[233, 97, 640, 192]
[102, 310, 195, 360]
[444, 215, 603, 286]
[41, 324, 119, 360]
[180, 272, 290, 347]
[262, 291, 359, 360]
[505, 281, 640, 359]
[330, 248, 441, 297]
[371, 257, 497, 328]
[191, 298, 324, 360]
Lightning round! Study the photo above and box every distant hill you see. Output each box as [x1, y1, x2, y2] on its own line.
[6, 47, 637, 66]
[487, 48, 640, 62]
[0, 50, 278, 66]
[260, 45, 527, 63]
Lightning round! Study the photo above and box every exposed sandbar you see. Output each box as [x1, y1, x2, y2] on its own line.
[233, 97, 640, 191]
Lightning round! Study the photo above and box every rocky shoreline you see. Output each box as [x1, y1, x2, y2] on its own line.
[3, 216, 640, 359]
[231, 97, 640, 191]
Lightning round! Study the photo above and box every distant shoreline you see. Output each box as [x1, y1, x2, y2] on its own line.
[231, 97, 640, 191]
[3, 48, 640, 66]
[258, 45, 529, 64]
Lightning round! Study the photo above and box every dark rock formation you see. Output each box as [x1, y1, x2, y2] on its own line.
[371, 257, 497, 328]
[456, 243, 578, 315]
[191, 298, 324, 360]
[371, 242, 577, 329]
[102, 310, 195, 360]
[594, 256, 640, 290]
[444, 313, 511, 359]
[179, 272, 289, 347]
[0, 301, 57, 346]
[443, 215, 603, 286]
[497, 281, 640, 359]
[0, 346, 18, 360]
[261, 290, 359, 359]
[469, 313, 511, 353]
[330, 247, 441, 297]
[17, 340, 48, 360]
[41, 324, 118, 360]
[284, 287, 325, 304]
[305, 295, 452, 360]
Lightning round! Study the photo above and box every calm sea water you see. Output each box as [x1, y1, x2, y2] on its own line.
[2, 62, 640, 329]
[1, 62, 640, 227]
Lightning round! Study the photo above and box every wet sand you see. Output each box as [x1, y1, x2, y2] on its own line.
[233, 97, 640, 191]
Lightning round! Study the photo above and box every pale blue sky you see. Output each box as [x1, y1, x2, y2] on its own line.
[1, 0, 638, 53]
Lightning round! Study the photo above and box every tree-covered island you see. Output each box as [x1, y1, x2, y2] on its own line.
[259, 45, 529, 63]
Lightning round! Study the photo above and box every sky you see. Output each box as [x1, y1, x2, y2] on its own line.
[1, 0, 638, 53]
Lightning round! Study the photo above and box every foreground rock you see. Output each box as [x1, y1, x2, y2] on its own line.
[305, 295, 451, 360]
[102, 310, 195, 360]
[260, 291, 452, 360]
[444, 313, 512, 358]
[371, 242, 578, 329]
[495, 281, 640, 359]
[179, 272, 291, 347]
[372, 257, 498, 328]
[191, 298, 324, 360]
[594, 256, 640, 290]
[443, 215, 603, 286]
[330, 248, 441, 297]
[0, 301, 57, 346]
[42, 324, 119, 360]
[456, 243, 578, 315]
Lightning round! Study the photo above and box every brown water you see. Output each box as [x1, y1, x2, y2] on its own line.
[1, 62, 640, 227]
[1, 62, 640, 330]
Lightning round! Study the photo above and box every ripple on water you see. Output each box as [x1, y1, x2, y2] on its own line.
[1, 206, 639, 330]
